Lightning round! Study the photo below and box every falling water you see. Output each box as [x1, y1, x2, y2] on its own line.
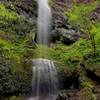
[37, 0, 51, 45]
[29, 0, 59, 100]
[30, 59, 59, 100]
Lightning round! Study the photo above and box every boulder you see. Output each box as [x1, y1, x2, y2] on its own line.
[91, 5, 100, 21]
[51, 1, 81, 45]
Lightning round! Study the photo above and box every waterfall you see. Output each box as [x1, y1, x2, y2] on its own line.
[29, 0, 59, 100]
[37, 0, 51, 45]
[31, 59, 59, 100]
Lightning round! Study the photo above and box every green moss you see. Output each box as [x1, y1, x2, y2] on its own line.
[0, 1, 34, 44]
[91, 22, 100, 45]
[5, 96, 27, 100]
[0, 0, 100, 97]
[32, 39, 90, 71]
[67, 1, 98, 30]
[0, 36, 33, 96]
[52, 39, 91, 68]
[66, 0, 100, 48]
[0, 3, 19, 21]
[33, 44, 54, 59]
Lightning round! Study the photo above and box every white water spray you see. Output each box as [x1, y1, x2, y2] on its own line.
[30, 59, 59, 100]
[37, 0, 51, 45]
[29, 0, 59, 100]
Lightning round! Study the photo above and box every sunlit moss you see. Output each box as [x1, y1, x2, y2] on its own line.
[0, 3, 19, 20]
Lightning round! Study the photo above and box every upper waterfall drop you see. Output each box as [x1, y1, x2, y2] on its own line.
[37, 0, 51, 45]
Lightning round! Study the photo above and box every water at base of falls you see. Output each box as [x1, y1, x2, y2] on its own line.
[28, 95, 57, 100]
[29, 58, 59, 100]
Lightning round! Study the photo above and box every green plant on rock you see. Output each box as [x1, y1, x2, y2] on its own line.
[33, 39, 93, 71]
[5, 96, 26, 100]
[0, 3, 19, 21]
[67, 1, 100, 57]
[0, 34, 34, 95]
[81, 80, 96, 100]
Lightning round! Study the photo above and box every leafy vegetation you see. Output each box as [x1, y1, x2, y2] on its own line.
[0, 3, 18, 20]
[0, 0, 100, 99]
[0, 1, 35, 97]
[64, 1, 100, 99]
[67, 0, 100, 57]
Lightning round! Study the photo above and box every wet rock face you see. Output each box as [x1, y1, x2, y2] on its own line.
[86, 68, 100, 84]
[0, 0, 37, 39]
[91, 5, 100, 21]
[77, 0, 93, 3]
[51, 2, 81, 45]
[8, 0, 82, 45]
[14, 0, 37, 20]
[56, 94, 68, 100]
[56, 89, 93, 100]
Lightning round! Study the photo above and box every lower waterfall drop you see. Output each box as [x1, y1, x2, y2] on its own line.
[29, 59, 59, 100]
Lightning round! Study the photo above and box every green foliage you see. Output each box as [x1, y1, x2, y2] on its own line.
[0, 2, 34, 43]
[67, 1, 98, 31]
[0, 0, 100, 98]
[0, 3, 19, 22]
[67, 1, 100, 58]
[85, 55, 100, 70]
[91, 22, 100, 43]
[0, 38, 33, 96]
[53, 39, 91, 69]
[82, 81, 96, 100]
[33, 44, 54, 59]
[5, 96, 26, 100]
[49, 0, 56, 7]
[35, 34, 100, 71]
[34, 39, 92, 71]
[9, 96, 18, 100]
[0, 2, 35, 94]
